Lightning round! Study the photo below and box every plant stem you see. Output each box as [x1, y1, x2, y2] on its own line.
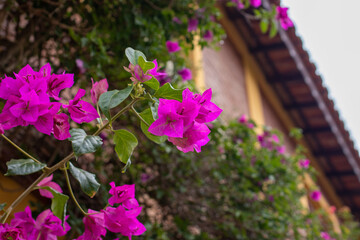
[96, 103, 104, 127]
[93, 98, 139, 136]
[62, 165, 87, 216]
[131, 105, 149, 127]
[1, 134, 46, 167]
[0, 98, 140, 223]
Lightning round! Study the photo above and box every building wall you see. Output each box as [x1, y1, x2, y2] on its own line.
[202, 39, 249, 121]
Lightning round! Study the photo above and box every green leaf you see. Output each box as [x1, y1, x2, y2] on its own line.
[69, 129, 103, 157]
[113, 129, 138, 164]
[38, 186, 69, 224]
[125, 47, 146, 65]
[0, 203, 6, 211]
[139, 109, 167, 144]
[154, 83, 183, 101]
[69, 162, 100, 198]
[260, 19, 269, 33]
[138, 56, 155, 72]
[98, 85, 133, 120]
[143, 77, 160, 90]
[149, 99, 159, 120]
[5, 159, 46, 176]
[269, 20, 278, 38]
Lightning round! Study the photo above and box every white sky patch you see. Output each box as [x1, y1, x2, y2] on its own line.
[283, 0, 360, 151]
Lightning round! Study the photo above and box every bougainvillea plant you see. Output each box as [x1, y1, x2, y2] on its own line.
[0, 48, 222, 239]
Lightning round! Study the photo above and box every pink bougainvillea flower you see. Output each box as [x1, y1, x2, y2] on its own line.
[31, 209, 70, 240]
[11, 206, 70, 240]
[178, 68, 192, 81]
[276, 6, 294, 30]
[108, 182, 135, 206]
[0, 76, 24, 100]
[168, 121, 210, 153]
[53, 113, 71, 140]
[250, 0, 261, 8]
[148, 60, 167, 80]
[46, 73, 74, 100]
[37, 174, 63, 198]
[166, 41, 181, 53]
[102, 205, 146, 239]
[0, 124, 4, 135]
[33, 102, 61, 135]
[310, 190, 322, 202]
[67, 89, 99, 123]
[9, 90, 42, 123]
[77, 209, 106, 240]
[148, 97, 200, 138]
[91, 78, 109, 105]
[231, 0, 244, 9]
[328, 206, 336, 214]
[183, 88, 222, 124]
[148, 99, 184, 137]
[76, 59, 86, 74]
[0, 223, 25, 240]
[277, 145, 285, 154]
[187, 18, 198, 32]
[320, 232, 333, 240]
[172, 17, 182, 24]
[238, 114, 247, 123]
[298, 159, 310, 169]
[157, 70, 171, 86]
[203, 30, 213, 42]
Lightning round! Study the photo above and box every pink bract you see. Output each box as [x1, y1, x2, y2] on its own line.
[187, 18, 198, 32]
[310, 190, 322, 202]
[178, 68, 192, 81]
[37, 174, 63, 199]
[67, 89, 99, 124]
[276, 6, 294, 30]
[299, 159, 310, 169]
[108, 182, 135, 206]
[250, 0, 261, 8]
[53, 113, 71, 140]
[203, 30, 213, 41]
[77, 209, 106, 240]
[11, 206, 70, 240]
[91, 78, 109, 105]
[166, 41, 181, 53]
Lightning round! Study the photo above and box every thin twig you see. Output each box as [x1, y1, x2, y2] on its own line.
[62, 165, 88, 216]
[1, 134, 46, 167]
[131, 106, 149, 127]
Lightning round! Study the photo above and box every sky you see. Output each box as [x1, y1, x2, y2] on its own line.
[282, 0, 360, 151]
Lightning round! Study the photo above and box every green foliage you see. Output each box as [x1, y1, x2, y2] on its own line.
[69, 162, 100, 198]
[113, 129, 138, 164]
[126, 48, 147, 66]
[98, 85, 134, 120]
[5, 159, 46, 176]
[37, 186, 69, 224]
[69, 129, 103, 157]
[0, 203, 6, 211]
[154, 83, 184, 101]
[124, 119, 360, 240]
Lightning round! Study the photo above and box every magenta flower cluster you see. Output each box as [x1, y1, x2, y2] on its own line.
[124, 59, 166, 84]
[0, 206, 70, 240]
[148, 88, 222, 153]
[75, 182, 145, 240]
[0, 64, 99, 140]
[257, 131, 285, 154]
[276, 6, 294, 30]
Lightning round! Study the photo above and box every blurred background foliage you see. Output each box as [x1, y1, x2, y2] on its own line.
[1, 0, 360, 239]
